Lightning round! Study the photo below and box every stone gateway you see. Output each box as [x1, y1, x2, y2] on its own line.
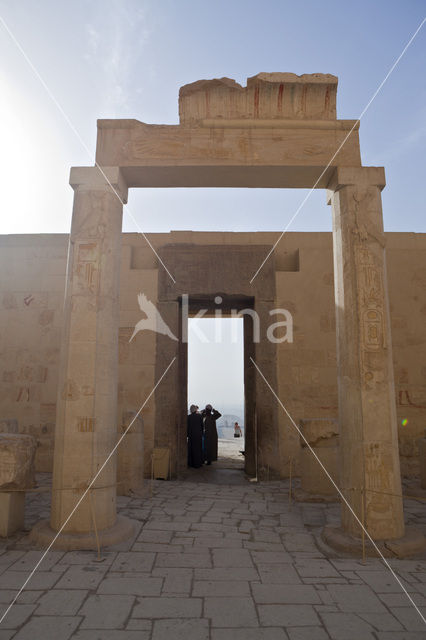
[0, 73, 425, 553]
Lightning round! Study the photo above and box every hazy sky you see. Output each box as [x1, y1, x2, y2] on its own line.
[0, 1, 425, 406]
[0, 1, 425, 236]
[188, 319, 244, 411]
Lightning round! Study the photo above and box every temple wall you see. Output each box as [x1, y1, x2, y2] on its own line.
[0, 231, 424, 477]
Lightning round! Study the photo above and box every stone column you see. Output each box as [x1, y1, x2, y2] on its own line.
[32, 167, 134, 548]
[327, 167, 404, 540]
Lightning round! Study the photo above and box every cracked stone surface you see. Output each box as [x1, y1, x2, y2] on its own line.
[0, 471, 424, 638]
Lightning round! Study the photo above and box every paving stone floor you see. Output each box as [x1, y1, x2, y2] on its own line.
[0, 469, 425, 639]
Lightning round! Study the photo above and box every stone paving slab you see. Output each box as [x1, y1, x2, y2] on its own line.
[36, 590, 88, 615]
[152, 618, 209, 640]
[97, 576, 163, 596]
[109, 551, 155, 572]
[155, 552, 211, 568]
[251, 583, 321, 604]
[320, 612, 376, 639]
[212, 549, 254, 568]
[195, 567, 260, 581]
[132, 596, 203, 619]
[287, 626, 329, 639]
[257, 563, 302, 584]
[258, 603, 320, 626]
[53, 566, 107, 590]
[193, 579, 251, 597]
[326, 583, 389, 613]
[0, 605, 35, 630]
[0, 571, 60, 590]
[78, 594, 134, 629]
[12, 616, 81, 640]
[356, 570, 418, 593]
[211, 628, 288, 639]
[0, 474, 425, 638]
[73, 632, 144, 640]
[9, 551, 64, 573]
[204, 596, 258, 627]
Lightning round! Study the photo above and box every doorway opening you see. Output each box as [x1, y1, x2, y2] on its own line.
[187, 317, 245, 470]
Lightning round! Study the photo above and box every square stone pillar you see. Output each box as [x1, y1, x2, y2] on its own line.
[32, 167, 135, 548]
[327, 167, 404, 540]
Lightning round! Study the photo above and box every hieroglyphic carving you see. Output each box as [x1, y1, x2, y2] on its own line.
[362, 309, 383, 352]
[351, 188, 386, 248]
[61, 379, 80, 401]
[75, 242, 99, 295]
[398, 389, 426, 409]
[16, 387, 30, 402]
[18, 366, 33, 382]
[118, 327, 133, 364]
[364, 443, 392, 491]
[354, 238, 387, 390]
[77, 417, 95, 432]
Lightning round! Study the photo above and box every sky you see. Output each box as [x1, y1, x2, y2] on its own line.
[188, 319, 244, 415]
[0, 0, 425, 237]
[0, 1, 425, 407]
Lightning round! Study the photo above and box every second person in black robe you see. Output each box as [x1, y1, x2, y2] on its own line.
[187, 405, 204, 468]
[202, 404, 222, 464]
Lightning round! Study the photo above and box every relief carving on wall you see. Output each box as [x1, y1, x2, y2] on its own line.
[77, 417, 95, 432]
[352, 196, 388, 391]
[75, 242, 100, 295]
[398, 389, 426, 409]
[61, 379, 80, 401]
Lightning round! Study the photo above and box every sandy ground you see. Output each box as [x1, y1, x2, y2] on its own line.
[216, 438, 245, 469]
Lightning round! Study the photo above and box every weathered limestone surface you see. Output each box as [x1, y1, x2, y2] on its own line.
[95, 74, 361, 189]
[155, 243, 280, 479]
[0, 230, 425, 481]
[0, 433, 36, 537]
[298, 419, 339, 497]
[179, 73, 339, 122]
[50, 167, 128, 535]
[0, 433, 36, 490]
[0, 72, 425, 553]
[328, 167, 404, 540]
[0, 492, 25, 537]
[117, 410, 144, 495]
[419, 436, 426, 489]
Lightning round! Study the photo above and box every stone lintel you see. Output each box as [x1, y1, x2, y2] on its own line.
[200, 118, 359, 131]
[69, 166, 128, 204]
[326, 166, 386, 203]
[95, 121, 361, 188]
[96, 117, 357, 131]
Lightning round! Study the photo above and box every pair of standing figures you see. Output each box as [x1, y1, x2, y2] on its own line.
[187, 404, 222, 468]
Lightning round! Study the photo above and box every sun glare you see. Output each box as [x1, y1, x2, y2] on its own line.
[0, 74, 50, 233]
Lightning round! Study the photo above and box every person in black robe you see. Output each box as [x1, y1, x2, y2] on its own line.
[187, 404, 203, 468]
[202, 404, 222, 465]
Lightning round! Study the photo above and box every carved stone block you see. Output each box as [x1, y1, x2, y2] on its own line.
[0, 434, 37, 490]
